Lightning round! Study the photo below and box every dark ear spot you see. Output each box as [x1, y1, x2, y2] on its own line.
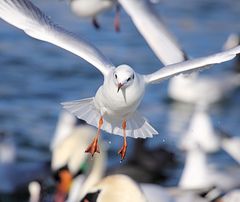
[80, 190, 101, 202]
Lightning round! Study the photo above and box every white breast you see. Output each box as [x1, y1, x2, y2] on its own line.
[94, 74, 145, 119]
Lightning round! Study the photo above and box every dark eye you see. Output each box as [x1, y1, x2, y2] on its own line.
[132, 74, 135, 79]
[127, 77, 131, 82]
[115, 74, 117, 79]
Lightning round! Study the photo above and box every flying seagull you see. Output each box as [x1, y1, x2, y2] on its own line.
[0, 0, 240, 160]
[69, 0, 120, 31]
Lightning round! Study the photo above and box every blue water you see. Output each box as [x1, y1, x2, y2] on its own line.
[0, 0, 240, 200]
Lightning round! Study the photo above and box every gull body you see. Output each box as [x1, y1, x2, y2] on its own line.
[70, 0, 115, 18]
[69, 0, 119, 31]
[0, 0, 240, 159]
[96, 66, 144, 122]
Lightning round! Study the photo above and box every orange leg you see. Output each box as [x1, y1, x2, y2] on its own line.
[118, 120, 128, 160]
[85, 117, 103, 156]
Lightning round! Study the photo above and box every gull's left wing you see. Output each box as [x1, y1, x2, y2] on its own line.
[0, 0, 115, 76]
[144, 45, 240, 84]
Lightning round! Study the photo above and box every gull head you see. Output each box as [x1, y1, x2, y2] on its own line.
[113, 65, 135, 92]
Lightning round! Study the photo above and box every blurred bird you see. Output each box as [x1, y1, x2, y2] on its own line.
[179, 143, 240, 191]
[178, 103, 240, 165]
[69, 0, 120, 31]
[1, 0, 240, 161]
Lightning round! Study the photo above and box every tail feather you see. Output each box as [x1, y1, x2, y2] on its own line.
[62, 98, 158, 138]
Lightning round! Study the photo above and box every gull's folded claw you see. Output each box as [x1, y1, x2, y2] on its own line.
[85, 138, 100, 156]
[118, 144, 127, 160]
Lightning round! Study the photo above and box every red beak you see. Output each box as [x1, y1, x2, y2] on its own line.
[117, 83, 123, 93]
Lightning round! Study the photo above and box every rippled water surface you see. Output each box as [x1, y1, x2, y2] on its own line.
[0, 0, 240, 201]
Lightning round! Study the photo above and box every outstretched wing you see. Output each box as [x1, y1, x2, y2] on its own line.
[0, 0, 114, 76]
[119, 0, 187, 65]
[144, 45, 240, 84]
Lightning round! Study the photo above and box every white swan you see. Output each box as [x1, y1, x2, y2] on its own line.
[50, 111, 107, 201]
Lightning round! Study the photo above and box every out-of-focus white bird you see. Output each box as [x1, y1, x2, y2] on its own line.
[179, 144, 240, 191]
[69, 0, 120, 31]
[1, 0, 240, 161]
[178, 103, 240, 164]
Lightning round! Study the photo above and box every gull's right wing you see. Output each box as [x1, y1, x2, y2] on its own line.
[0, 0, 115, 76]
